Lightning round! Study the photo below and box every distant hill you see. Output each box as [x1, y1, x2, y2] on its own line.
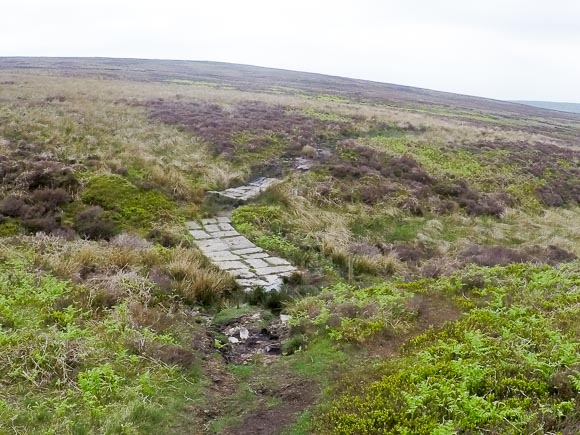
[514, 100, 580, 114]
[1, 57, 579, 122]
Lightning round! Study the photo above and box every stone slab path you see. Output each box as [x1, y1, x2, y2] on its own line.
[209, 177, 281, 203]
[187, 216, 297, 291]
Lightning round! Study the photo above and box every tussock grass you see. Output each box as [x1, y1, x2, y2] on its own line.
[165, 247, 235, 305]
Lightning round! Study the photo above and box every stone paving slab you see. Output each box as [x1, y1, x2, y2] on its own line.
[232, 247, 263, 255]
[254, 265, 296, 276]
[242, 252, 269, 259]
[187, 221, 202, 230]
[205, 251, 241, 261]
[265, 257, 290, 266]
[187, 211, 297, 292]
[246, 258, 269, 269]
[216, 260, 248, 270]
[189, 230, 211, 240]
[208, 177, 282, 204]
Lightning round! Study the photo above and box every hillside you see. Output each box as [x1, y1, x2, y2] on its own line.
[515, 100, 580, 114]
[0, 57, 579, 434]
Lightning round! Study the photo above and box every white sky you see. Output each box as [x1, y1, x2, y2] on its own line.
[2, 0, 580, 102]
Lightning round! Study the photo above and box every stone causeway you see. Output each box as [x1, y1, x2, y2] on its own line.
[187, 216, 297, 291]
[208, 177, 281, 203]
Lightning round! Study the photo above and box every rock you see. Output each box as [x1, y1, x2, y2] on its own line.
[280, 314, 292, 324]
[228, 336, 240, 344]
[190, 230, 211, 240]
[215, 260, 248, 270]
[239, 327, 249, 340]
[265, 257, 290, 266]
[254, 265, 296, 276]
[225, 327, 238, 335]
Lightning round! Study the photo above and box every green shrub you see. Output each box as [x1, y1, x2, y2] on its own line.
[289, 282, 415, 343]
[316, 264, 580, 434]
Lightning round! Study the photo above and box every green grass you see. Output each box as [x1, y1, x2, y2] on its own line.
[283, 411, 314, 435]
[0, 244, 205, 434]
[0, 219, 23, 237]
[349, 213, 425, 242]
[290, 339, 348, 379]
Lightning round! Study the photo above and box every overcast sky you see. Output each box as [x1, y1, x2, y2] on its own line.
[2, 0, 579, 102]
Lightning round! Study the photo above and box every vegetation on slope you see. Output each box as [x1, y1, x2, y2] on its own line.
[316, 264, 580, 434]
[0, 60, 579, 434]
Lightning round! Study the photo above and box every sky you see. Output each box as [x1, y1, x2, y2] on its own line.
[2, 0, 580, 102]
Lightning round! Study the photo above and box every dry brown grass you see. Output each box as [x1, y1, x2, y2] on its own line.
[27, 234, 234, 307]
[164, 247, 234, 305]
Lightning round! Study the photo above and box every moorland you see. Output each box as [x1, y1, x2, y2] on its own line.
[0, 57, 579, 434]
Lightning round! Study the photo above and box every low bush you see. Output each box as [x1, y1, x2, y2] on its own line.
[316, 264, 580, 434]
[74, 206, 119, 240]
[289, 282, 415, 343]
[462, 244, 576, 267]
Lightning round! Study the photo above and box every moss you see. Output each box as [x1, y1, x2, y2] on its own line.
[0, 218, 23, 237]
[211, 305, 258, 327]
[81, 174, 177, 231]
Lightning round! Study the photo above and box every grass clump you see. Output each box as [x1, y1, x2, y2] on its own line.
[164, 247, 235, 306]
[212, 305, 258, 327]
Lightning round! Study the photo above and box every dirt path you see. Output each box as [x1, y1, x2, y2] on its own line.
[224, 378, 316, 435]
[224, 294, 463, 435]
[189, 177, 463, 435]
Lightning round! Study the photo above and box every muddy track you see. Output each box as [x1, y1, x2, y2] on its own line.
[224, 378, 316, 435]
[224, 294, 463, 435]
